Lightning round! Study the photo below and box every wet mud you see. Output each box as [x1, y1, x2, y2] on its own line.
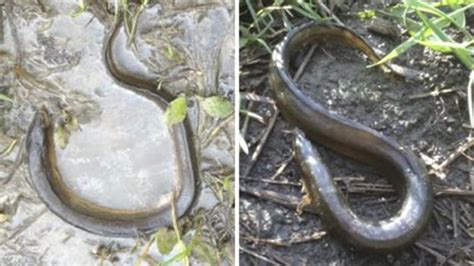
[240, 15, 473, 266]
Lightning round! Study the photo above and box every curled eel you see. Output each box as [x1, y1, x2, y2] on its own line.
[26, 20, 197, 236]
[269, 22, 433, 251]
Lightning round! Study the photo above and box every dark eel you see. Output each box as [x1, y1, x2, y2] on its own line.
[26, 20, 197, 237]
[269, 22, 433, 251]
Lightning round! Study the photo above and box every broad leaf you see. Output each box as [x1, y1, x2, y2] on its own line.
[164, 95, 187, 125]
[202, 96, 233, 119]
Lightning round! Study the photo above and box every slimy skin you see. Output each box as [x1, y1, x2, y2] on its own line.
[26, 20, 197, 237]
[269, 22, 433, 251]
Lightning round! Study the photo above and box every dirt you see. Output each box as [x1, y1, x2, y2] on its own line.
[240, 10, 473, 266]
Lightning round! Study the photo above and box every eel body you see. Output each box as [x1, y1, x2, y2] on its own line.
[269, 22, 433, 251]
[26, 20, 197, 237]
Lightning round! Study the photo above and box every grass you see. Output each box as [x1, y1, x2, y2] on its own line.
[240, 0, 325, 53]
[361, 0, 473, 129]
[241, 1, 474, 130]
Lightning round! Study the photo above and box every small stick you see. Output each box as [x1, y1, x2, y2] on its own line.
[239, 109, 265, 124]
[293, 45, 317, 82]
[431, 137, 474, 178]
[435, 188, 474, 197]
[433, 202, 473, 237]
[471, 167, 474, 195]
[134, 236, 155, 266]
[241, 92, 275, 104]
[0, 137, 25, 185]
[0, 138, 18, 156]
[241, 176, 301, 186]
[244, 108, 279, 176]
[240, 100, 254, 137]
[315, 0, 344, 26]
[0, 2, 4, 44]
[201, 114, 234, 148]
[452, 202, 458, 238]
[240, 186, 319, 215]
[461, 151, 474, 161]
[409, 87, 464, 100]
[242, 230, 326, 247]
[415, 242, 451, 265]
[321, 47, 336, 61]
[270, 151, 294, 180]
[239, 247, 280, 266]
[467, 70, 473, 129]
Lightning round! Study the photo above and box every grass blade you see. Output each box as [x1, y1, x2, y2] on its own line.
[416, 9, 473, 69]
[370, 3, 474, 67]
[0, 94, 13, 102]
[416, 39, 473, 54]
[404, 0, 472, 38]
[468, 70, 474, 128]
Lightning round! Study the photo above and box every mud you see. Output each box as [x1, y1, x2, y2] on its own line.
[240, 14, 473, 266]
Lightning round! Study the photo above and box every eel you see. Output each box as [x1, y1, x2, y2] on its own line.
[26, 19, 197, 236]
[269, 22, 433, 251]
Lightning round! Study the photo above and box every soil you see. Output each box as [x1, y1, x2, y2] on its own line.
[239, 6, 474, 266]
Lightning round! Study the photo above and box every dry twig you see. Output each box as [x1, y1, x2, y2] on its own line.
[240, 247, 281, 266]
[431, 137, 474, 178]
[242, 230, 326, 247]
[243, 108, 279, 176]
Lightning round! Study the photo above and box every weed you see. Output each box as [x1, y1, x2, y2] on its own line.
[363, 0, 473, 128]
[240, 0, 324, 53]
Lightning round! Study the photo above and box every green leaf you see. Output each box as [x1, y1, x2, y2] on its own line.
[0, 94, 13, 103]
[155, 228, 178, 255]
[416, 9, 474, 69]
[239, 37, 249, 49]
[202, 96, 233, 119]
[71, 0, 86, 17]
[291, 5, 321, 21]
[377, 7, 422, 34]
[55, 125, 69, 149]
[223, 175, 234, 202]
[162, 240, 193, 266]
[356, 9, 376, 20]
[416, 39, 473, 54]
[192, 233, 218, 264]
[0, 213, 10, 223]
[54, 114, 79, 150]
[164, 95, 187, 125]
[404, 0, 471, 37]
[439, 0, 474, 5]
[370, 3, 474, 67]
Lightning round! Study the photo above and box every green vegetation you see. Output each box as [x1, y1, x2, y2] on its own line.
[361, 0, 473, 128]
[164, 95, 234, 125]
[241, 0, 473, 129]
[201, 96, 234, 119]
[0, 94, 13, 103]
[240, 0, 324, 53]
[164, 95, 187, 125]
[366, 0, 473, 69]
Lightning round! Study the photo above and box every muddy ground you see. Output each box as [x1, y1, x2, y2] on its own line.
[239, 5, 474, 266]
[0, 0, 234, 265]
